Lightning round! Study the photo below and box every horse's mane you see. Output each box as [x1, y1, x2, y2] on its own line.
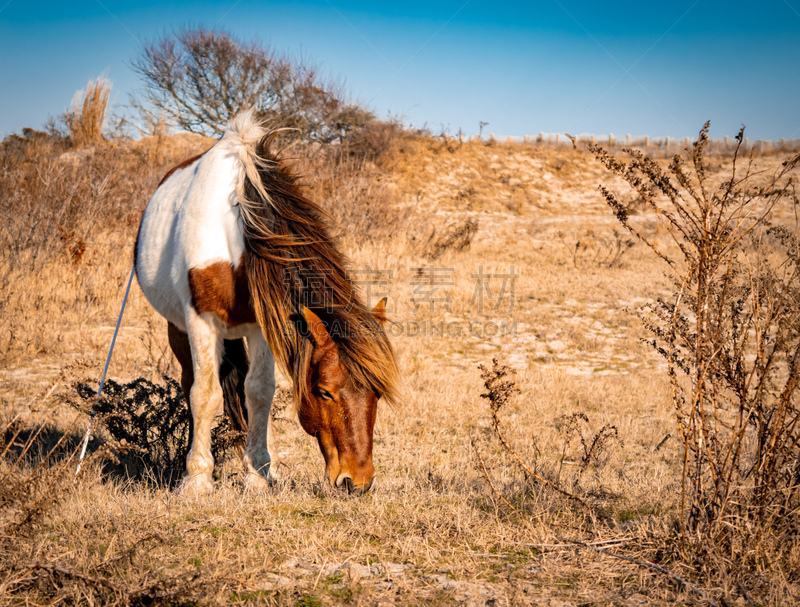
[229, 111, 399, 408]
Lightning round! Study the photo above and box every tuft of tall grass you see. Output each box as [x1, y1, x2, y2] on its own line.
[65, 77, 111, 148]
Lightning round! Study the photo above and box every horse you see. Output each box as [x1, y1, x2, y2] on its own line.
[134, 111, 400, 494]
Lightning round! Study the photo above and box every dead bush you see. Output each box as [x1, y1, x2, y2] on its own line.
[472, 359, 742, 602]
[339, 119, 417, 167]
[554, 412, 621, 486]
[473, 358, 598, 513]
[132, 27, 373, 142]
[592, 123, 800, 596]
[556, 228, 636, 268]
[69, 376, 243, 486]
[424, 217, 479, 260]
[289, 140, 410, 244]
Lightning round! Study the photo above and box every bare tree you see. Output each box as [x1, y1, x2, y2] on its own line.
[131, 28, 373, 141]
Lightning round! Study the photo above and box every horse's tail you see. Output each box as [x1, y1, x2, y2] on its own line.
[220, 338, 249, 452]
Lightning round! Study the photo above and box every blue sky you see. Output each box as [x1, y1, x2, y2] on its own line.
[1, 1, 799, 140]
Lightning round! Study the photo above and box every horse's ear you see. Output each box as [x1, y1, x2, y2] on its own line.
[372, 297, 388, 327]
[302, 307, 331, 348]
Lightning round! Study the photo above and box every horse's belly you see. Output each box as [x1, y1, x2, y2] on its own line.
[136, 183, 191, 330]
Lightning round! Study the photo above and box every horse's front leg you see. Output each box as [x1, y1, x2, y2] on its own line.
[242, 328, 277, 490]
[182, 308, 223, 494]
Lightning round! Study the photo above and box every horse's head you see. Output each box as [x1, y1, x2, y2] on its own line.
[296, 300, 389, 494]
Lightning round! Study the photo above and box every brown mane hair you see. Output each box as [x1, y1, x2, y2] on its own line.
[234, 123, 399, 409]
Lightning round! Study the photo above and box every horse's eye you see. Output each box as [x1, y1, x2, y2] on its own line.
[318, 389, 334, 401]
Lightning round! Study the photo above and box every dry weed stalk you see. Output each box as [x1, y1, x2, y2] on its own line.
[591, 124, 800, 581]
[474, 360, 720, 599]
[469, 431, 516, 511]
[553, 412, 621, 484]
[477, 358, 592, 511]
[555, 228, 635, 268]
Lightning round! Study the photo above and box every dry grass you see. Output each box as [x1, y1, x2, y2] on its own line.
[1, 122, 799, 605]
[65, 77, 112, 148]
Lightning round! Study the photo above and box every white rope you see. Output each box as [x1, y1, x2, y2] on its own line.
[75, 265, 136, 477]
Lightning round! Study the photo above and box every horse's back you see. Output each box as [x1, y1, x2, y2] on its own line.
[136, 131, 247, 332]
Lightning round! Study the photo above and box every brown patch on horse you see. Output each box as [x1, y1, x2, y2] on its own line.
[158, 152, 206, 187]
[188, 256, 256, 326]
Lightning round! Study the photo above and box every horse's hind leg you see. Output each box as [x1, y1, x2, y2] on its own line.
[220, 338, 249, 442]
[242, 327, 277, 490]
[181, 309, 223, 494]
[168, 321, 195, 450]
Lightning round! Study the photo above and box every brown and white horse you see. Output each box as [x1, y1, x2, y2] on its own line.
[135, 111, 399, 494]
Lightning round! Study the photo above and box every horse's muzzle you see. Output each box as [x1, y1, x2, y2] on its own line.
[336, 472, 375, 494]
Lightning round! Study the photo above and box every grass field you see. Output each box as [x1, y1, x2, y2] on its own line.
[1, 129, 798, 605]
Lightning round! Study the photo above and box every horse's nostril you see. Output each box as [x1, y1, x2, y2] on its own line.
[336, 472, 373, 494]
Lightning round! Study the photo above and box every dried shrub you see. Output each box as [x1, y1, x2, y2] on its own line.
[479, 357, 520, 415]
[339, 119, 413, 167]
[291, 139, 411, 244]
[554, 412, 621, 483]
[424, 217, 479, 260]
[591, 123, 800, 589]
[472, 368, 728, 601]
[70, 376, 243, 486]
[474, 358, 594, 512]
[555, 228, 636, 268]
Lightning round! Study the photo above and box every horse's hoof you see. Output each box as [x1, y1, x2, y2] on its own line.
[180, 473, 214, 495]
[244, 471, 274, 492]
